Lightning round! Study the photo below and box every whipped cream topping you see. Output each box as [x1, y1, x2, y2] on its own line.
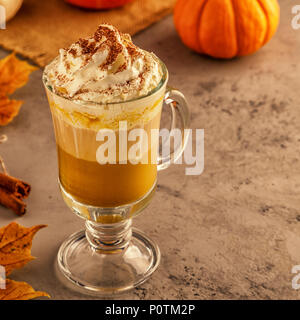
[44, 24, 163, 103]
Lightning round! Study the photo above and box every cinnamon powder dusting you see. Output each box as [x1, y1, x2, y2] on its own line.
[69, 48, 77, 57]
[44, 24, 163, 103]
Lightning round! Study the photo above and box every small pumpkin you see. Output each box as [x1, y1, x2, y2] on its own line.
[174, 0, 280, 58]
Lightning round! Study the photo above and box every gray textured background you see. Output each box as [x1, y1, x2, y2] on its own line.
[1, 0, 300, 299]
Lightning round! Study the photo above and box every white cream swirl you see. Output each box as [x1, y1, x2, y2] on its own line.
[44, 24, 163, 103]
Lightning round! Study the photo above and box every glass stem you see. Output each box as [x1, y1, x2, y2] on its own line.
[85, 219, 132, 253]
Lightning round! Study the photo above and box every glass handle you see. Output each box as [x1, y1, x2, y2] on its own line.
[157, 87, 191, 171]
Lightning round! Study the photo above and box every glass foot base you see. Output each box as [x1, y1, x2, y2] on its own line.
[57, 228, 161, 296]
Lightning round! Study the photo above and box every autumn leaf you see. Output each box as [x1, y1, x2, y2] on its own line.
[0, 53, 37, 126]
[0, 222, 47, 275]
[0, 222, 49, 300]
[0, 279, 49, 300]
[0, 53, 37, 96]
[0, 95, 23, 126]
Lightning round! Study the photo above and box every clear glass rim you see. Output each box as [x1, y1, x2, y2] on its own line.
[42, 58, 168, 106]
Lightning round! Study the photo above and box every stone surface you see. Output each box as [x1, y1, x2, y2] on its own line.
[0, 0, 300, 299]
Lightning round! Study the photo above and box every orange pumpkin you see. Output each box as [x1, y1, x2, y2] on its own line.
[174, 0, 280, 58]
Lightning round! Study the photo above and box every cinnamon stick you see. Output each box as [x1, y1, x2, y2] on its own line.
[0, 172, 31, 199]
[0, 187, 26, 216]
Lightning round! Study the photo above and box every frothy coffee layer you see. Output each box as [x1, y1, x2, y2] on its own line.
[44, 24, 163, 103]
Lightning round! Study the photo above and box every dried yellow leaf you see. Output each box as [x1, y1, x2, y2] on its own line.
[0, 279, 49, 300]
[0, 222, 47, 275]
[0, 96, 23, 126]
[0, 53, 37, 96]
[0, 53, 37, 126]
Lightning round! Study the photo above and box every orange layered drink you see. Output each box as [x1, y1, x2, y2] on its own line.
[43, 24, 166, 207]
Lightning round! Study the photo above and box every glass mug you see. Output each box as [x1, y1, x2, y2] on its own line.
[43, 60, 190, 295]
